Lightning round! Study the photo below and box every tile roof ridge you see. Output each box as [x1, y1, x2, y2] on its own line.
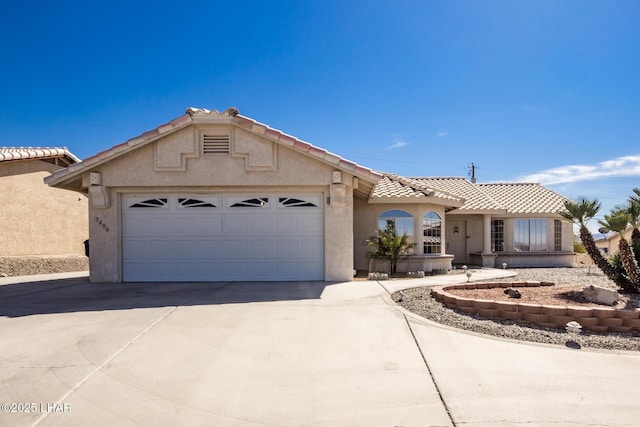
[382, 173, 435, 197]
[465, 179, 507, 209]
[0, 147, 80, 163]
[408, 176, 468, 180]
[478, 182, 541, 185]
[382, 174, 467, 202]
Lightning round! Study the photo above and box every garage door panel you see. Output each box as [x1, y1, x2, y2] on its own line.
[124, 262, 174, 282]
[171, 240, 207, 260]
[299, 239, 324, 258]
[172, 216, 223, 236]
[151, 240, 177, 257]
[220, 261, 251, 277]
[246, 262, 274, 277]
[198, 241, 225, 258]
[278, 240, 307, 258]
[249, 240, 275, 258]
[273, 217, 293, 234]
[173, 262, 221, 280]
[272, 262, 299, 277]
[222, 240, 249, 258]
[247, 216, 273, 234]
[122, 239, 150, 258]
[299, 216, 323, 233]
[123, 193, 324, 282]
[300, 262, 324, 277]
[124, 216, 168, 236]
[125, 239, 175, 259]
[224, 216, 248, 234]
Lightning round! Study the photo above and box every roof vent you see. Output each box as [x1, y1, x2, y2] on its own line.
[203, 134, 230, 155]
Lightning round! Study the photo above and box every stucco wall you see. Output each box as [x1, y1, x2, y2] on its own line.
[0, 160, 88, 256]
[84, 125, 355, 282]
[325, 184, 354, 281]
[353, 199, 447, 271]
[445, 214, 484, 262]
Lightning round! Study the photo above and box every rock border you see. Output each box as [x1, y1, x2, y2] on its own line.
[431, 281, 640, 334]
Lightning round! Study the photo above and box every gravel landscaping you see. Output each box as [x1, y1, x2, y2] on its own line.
[394, 267, 640, 352]
[0, 256, 88, 277]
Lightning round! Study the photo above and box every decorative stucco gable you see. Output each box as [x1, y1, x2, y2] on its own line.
[154, 126, 199, 171]
[45, 107, 382, 193]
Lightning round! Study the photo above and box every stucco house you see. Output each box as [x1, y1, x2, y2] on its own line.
[45, 107, 574, 283]
[0, 147, 88, 275]
[595, 227, 635, 256]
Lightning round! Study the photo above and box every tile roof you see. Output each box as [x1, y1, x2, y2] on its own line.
[411, 177, 505, 212]
[377, 177, 568, 215]
[0, 147, 80, 165]
[370, 174, 465, 207]
[38, 107, 569, 217]
[477, 183, 569, 214]
[46, 107, 382, 189]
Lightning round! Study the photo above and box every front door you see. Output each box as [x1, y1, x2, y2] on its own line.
[446, 220, 467, 265]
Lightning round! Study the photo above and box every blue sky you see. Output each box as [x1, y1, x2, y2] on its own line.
[2, 0, 639, 233]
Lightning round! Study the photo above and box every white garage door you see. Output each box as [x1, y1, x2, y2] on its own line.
[122, 193, 324, 282]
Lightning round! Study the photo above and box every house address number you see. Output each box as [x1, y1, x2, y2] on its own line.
[95, 216, 110, 232]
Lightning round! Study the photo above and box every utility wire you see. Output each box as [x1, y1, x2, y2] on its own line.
[0, 109, 141, 133]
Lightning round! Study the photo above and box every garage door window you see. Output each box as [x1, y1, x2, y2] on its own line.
[231, 197, 269, 208]
[178, 198, 217, 208]
[130, 198, 168, 208]
[279, 197, 317, 207]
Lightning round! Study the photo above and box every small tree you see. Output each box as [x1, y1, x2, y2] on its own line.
[365, 226, 415, 277]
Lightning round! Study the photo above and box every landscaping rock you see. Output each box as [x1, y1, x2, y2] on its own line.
[503, 288, 522, 299]
[582, 285, 619, 306]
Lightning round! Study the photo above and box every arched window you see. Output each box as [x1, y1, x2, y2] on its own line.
[423, 211, 441, 254]
[378, 210, 414, 238]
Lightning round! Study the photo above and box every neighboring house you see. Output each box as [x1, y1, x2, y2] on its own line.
[0, 147, 88, 272]
[45, 107, 574, 283]
[595, 226, 635, 255]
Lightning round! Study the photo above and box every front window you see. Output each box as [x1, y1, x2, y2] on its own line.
[378, 210, 414, 239]
[423, 211, 441, 254]
[554, 219, 562, 251]
[514, 219, 547, 252]
[491, 219, 504, 252]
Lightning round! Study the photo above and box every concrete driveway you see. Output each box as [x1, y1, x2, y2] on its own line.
[1, 272, 639, 427]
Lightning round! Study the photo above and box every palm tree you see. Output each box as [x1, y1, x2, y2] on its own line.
[599, 211, 640, 292]
[629, 188, 640, 241]
[365, 228, 414, 277]
[559, 197, 631, 290]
